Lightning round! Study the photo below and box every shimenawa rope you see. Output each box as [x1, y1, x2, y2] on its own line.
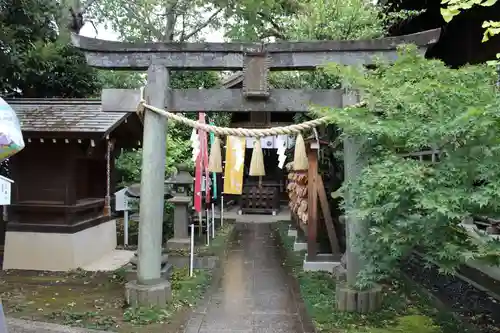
[137, 99, 366, 137]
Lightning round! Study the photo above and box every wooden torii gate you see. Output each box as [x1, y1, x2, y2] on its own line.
[71, 29, 440, 309]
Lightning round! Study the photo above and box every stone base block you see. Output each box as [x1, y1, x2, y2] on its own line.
[293, 241, 307, 252]
[167, 237, 190, 250]
[125, 280, 172, 307]
[336, 283, 383, 313]
[3, 219, 117, 271]
[287, 228, 298, 238]
[303, 253, 342, 273]
[333, 265, 347, 282]
[125, 263, 173, 282]
[169, 255, 218, 270]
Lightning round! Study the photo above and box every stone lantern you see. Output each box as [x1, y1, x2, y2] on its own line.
[166, 164, 193, 249]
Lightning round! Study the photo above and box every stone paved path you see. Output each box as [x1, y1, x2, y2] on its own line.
[183, 222, 314, 333]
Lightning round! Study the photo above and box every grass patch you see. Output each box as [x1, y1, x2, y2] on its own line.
[167, 223, 234, 257]
[122, 267, 210, 326]
[274, 222, 471, 333]
[0, 224, 234, 332]
[0, 267, 211, 332]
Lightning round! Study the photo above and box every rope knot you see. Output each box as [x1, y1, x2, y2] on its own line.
[136, 99, 146, 121]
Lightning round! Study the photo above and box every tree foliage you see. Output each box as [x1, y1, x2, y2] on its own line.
[440, 0, 499, 43]
[315, 45, 500, 287]
[114, 70, 224, 186]
[0, 0, 101, 97]
[87, 0, 300, 42]
[269, 0, 418, 211]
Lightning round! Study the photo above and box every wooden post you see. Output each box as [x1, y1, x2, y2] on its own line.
[136, 65, 169, 284]
[316, 175, 340, 254]
[307, 143, 318, 261]
[104, 138, 112, 217]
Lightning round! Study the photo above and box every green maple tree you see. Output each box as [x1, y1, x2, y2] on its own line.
[315, 45, 500, 287]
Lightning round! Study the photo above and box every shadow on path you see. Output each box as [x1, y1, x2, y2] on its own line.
[183, 222, 314, 333]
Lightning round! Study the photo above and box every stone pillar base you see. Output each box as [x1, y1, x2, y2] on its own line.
[125, 279, 172, 307]
[336, 283, 383, 313]
[167, 237, 190, 250]
[125, 254, 172, 282]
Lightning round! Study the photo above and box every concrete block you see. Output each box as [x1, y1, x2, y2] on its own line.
[303, 253, 342, 273]
[293, 241, 307, 252]
[125, 279, 172, 307]
[166, 237, 190, 250]
[168, 255, 218, 270]
[125, 263, 172, 282]
[287, 227, 297, 238]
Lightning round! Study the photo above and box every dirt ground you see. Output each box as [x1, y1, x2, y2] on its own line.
[0, 268, 204, 332]
[0, 225, 232, 332]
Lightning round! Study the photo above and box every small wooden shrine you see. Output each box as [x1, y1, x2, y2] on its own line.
[223, 72, 294, 215]
[2, 98, 142, 271]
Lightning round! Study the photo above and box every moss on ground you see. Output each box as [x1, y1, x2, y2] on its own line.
[274, 222, 474, 333]
[0, 224, 234, 332]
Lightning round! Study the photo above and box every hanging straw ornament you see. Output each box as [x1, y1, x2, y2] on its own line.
[208, 136, 223, 173]
[293, 133, 308, 171]
[249, 138, 266, 186]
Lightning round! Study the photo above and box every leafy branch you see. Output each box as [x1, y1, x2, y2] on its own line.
[314, 45, 500, 287]
[440, 0, 499, 44]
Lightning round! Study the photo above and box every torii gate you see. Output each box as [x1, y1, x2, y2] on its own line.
[71, 29, 440, 310]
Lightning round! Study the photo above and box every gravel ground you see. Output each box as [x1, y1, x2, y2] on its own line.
[402, 254, 500, 333]
[5, 318, 107, 333]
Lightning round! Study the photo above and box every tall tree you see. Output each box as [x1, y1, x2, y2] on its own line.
[86, 0, 300, 42]
[0, 0, 101, 98]
[317, 46, 500, 287]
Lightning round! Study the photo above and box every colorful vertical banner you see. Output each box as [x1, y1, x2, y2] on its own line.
[194, 128, 202, 212]
[209, 121, 217, 200]
[199, 114, 210, 204]
[223, 136, 246, 195]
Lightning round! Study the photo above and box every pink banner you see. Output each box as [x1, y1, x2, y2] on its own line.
[199, 114, 211, 204]
[193, 114, 204, 212]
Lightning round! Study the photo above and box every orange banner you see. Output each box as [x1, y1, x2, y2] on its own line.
[223, 136, 245, 195]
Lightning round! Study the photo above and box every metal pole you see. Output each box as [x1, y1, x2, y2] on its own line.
[206, 205, 210, 245]
[0, 300, 7, 333]
[221, 157, 225, 227]
[496, 63, 500, 88]
[221, 194, 224, 227]
[211, 202, 215, 238]
[124, 209, 129, 246]
[136, 65, 169, 284]
[198, 211, 202, 237]
[189, 224, 194, 277]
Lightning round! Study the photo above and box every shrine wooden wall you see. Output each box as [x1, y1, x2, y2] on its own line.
[7, 138, 113, 233]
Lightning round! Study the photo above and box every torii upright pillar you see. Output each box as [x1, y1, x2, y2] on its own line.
[125, 65, 173, 306]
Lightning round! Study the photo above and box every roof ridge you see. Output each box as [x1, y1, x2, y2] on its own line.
[5, 98, 101, 105]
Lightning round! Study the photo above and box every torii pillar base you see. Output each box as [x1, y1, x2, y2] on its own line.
[125, 279, 172, 307]
[335, 283, 383, 313]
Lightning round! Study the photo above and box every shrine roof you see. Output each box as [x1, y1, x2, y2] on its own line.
[6, 98, 136, 136]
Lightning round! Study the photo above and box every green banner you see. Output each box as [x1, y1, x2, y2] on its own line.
[209, 122, 217, 199]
